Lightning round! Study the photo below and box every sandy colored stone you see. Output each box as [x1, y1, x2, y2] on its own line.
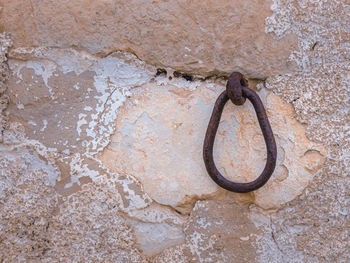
[151, 244, 189, 263]
[127, 202, 187, 257]
[0, 122, 60, 262]
[0, 0, 297, 78]
[1, 0, 349, 261]
[257, 1, 350, 261]
[6, 45, 328, 258]
[7, 48, 156, 189]
[46, 182, 148, 262]
[0, 33, 11, 143]
[4, 47, 191, 258]
[130, 221, 185, 257]
[182, 200, 257, 262]
[99, 78, 326, 210]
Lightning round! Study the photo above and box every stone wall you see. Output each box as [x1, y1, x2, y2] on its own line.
[0, 1, 349, 262]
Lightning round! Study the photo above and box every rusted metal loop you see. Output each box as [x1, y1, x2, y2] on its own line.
[226, 72, 247, 106]
[203, 74, 277, 193]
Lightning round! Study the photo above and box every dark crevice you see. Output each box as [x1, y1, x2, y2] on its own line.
[173, 71, 194, 81]
[156, 68, 167, 76]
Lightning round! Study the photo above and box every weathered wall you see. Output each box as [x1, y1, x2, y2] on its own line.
[0, 0, 298, 78]
[0, 0, 349, 262]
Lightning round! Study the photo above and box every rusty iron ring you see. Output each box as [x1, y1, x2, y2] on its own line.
[203, 72, 277, 193]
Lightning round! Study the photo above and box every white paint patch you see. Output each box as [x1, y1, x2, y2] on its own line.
[62, 149, 70, 155]
[65, 153, 100, 189]
[2, 124, 61, 187]
[28, 120, 37, 126]
[43, 48, 97, 75]
[9, 59, 57, 99]
[40, 120, 48, 132]
[75, 52, 155, 155]
[9, 47, 97, 75]
[83, 106, 92, 111]
[76, 113, 87, 136]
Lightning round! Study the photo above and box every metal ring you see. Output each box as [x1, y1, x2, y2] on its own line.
[226, 72, 246, 105]
[203, 73, 277, 193]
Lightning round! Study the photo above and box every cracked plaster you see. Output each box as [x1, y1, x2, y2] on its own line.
[0, 0, 349, 262]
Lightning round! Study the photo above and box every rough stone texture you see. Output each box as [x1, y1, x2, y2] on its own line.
[0, 0, 298, 78]
[3, 47, 192, 258]
[46, 182, 147, 262]
[0, 122, 147, 262]
[256, 1, 350, 262]
[183, 200, 257, 262]
[150, 198, 261, 263]
[0, 122, 60, 262]
[100, 78, 326, 210]
[0, 0, 349, 262]
[0, 32, 11, 142]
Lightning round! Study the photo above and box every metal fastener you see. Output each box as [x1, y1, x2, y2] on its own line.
[203, 72, 277, 193]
